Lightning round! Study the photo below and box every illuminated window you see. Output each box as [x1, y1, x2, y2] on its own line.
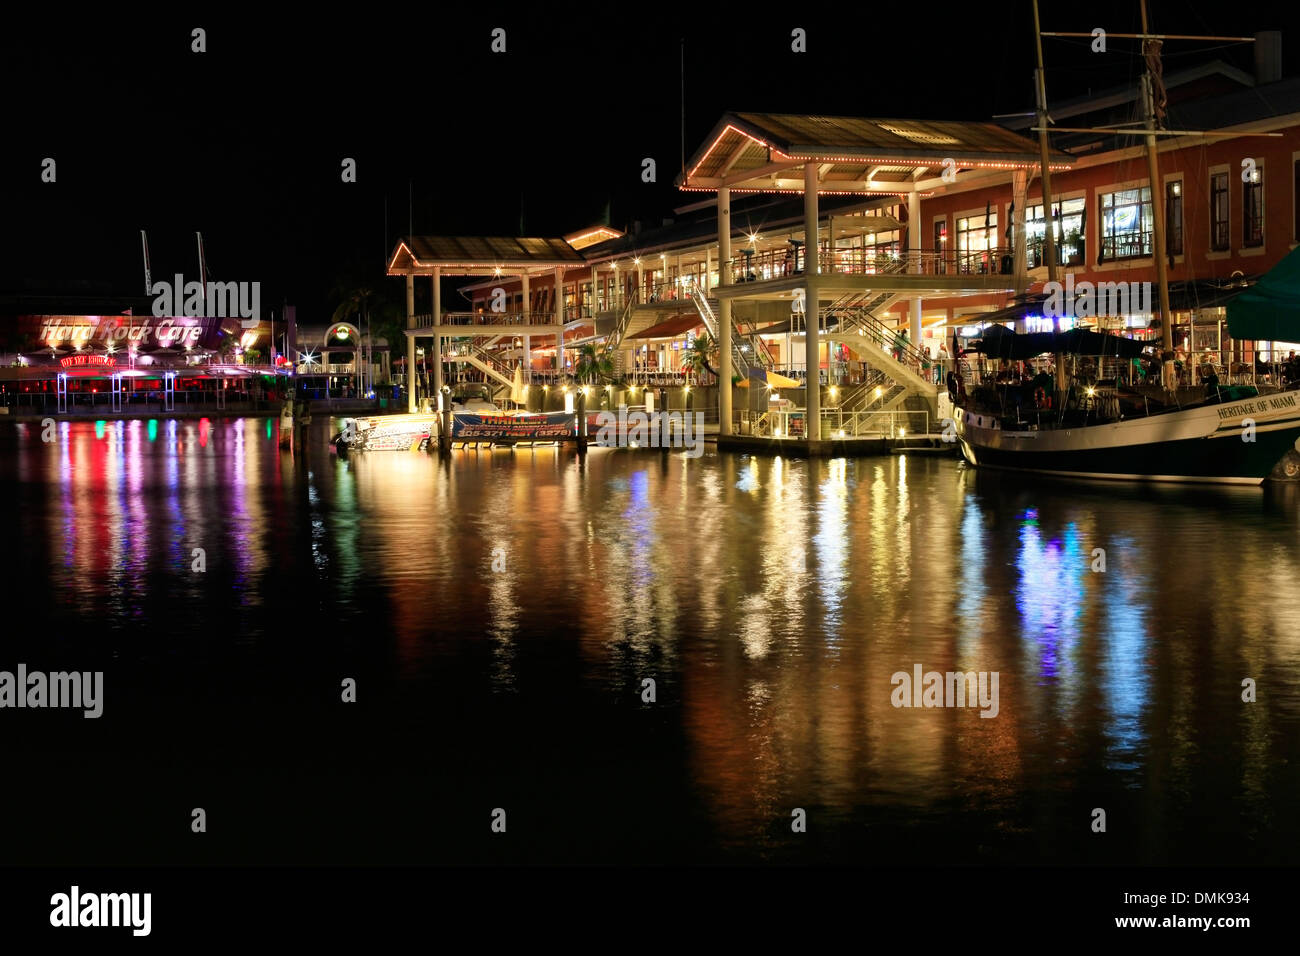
[956, 212, 998, 273]
[1027, 197, 1085, 267]
[1099, 187, 1153, 260]
[1166, 181, 1183, 256]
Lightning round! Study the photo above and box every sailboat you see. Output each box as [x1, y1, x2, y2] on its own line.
[954, 3, 1300, 485]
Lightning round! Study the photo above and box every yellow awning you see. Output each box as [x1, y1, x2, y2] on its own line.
[738, 370, 801, 388]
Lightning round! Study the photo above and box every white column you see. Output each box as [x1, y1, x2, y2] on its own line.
[521, 271, 531, 382]
[718, 186, 733, 436]
[705, 248, 714, 294]
[1012, 169, 1029, 294]
[804, 163, 820, 433]
[908, 190, 922, 349]
[431, 268, 443, 398]
[554, 267, 564, 374]
[636, 261, 644, 303]
[405, 274, 417, 413]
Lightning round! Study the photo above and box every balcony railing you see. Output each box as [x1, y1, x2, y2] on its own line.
[728, 246, 1016, 282]
[413, 312, 560, 329]
[1098, 233, 1153, 260]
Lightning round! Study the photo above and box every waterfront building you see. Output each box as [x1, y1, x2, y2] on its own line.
[386, 32, 1300, 445]
[0, 288, 399, 413]
[0, 278, 290, 414]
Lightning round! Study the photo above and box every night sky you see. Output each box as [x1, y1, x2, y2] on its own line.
[3, 5, 1298, 320]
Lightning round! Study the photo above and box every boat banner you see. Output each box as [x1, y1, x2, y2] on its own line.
[452, 412, 574, 441]
[352, 415, 438, 451]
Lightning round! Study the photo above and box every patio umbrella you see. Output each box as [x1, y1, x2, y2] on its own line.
[1227, 245, 1300, 341]
[739, 369, 801, 389]
[140, 346, 180, 367]
[510, 366, 524, 404]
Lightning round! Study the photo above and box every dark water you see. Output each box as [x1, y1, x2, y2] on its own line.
[3, 416, 1299, 865]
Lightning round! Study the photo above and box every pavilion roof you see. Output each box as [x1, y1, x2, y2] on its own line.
[678, 112, 1073, 195]
[388, 236, 586, 276]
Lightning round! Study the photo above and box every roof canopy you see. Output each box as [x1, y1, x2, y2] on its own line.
[388, 236, 586, 276]
[679, 112, 1073, 195]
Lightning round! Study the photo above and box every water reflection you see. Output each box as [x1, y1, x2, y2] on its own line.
[4, 420, 1300, 863]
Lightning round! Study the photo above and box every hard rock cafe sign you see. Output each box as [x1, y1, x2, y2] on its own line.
[36, 315, 224, 348]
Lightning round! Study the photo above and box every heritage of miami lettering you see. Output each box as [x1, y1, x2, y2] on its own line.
[1217, 392, 1298, 420]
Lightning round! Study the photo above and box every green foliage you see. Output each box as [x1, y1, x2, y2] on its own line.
[575, 343, 613, 383]
[682, 332, 718, 379]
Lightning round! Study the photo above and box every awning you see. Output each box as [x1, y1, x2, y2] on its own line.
[626, 314, 704, 340]
[1227, 246, 1300, 340]
[973, 327, 1147, 360]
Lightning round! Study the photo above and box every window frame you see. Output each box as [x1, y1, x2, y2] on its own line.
[1098, 185, 1154, 261]
[1242, 159, 1264, 249]
[1209, 168, 1230, 252]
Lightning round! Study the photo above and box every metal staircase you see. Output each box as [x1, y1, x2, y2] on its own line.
[602, 294, 639, 362]
[688, 282, 751, 379]
[451, 341, 516, 390]
[830, 369, 894, 411]
[822, 303, 935, 394]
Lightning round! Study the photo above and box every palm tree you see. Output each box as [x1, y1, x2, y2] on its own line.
[331, 285, 377, 393]
[575, 343, 613, 384]
[682, 332, 718, 381]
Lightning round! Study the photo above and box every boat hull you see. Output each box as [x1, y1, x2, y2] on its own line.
[337, 414, 439, 452]
[955, 391, 1300, 485]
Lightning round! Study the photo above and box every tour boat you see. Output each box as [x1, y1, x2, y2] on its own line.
[956, 383, 1300, 485]
[955, 5, 1300, 485]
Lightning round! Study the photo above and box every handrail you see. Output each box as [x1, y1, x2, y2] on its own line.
[826, 305, 931, 374]
[820, 408, 930, 439]
[447, 341, 517, 387]
[416, 312, 559, 329]
[833, 369, 898, 412]
[728, 246, 1013, 282]
[687, 280, 750, 379]
[738, 317, 777, 369]
[602, 294, 639, 359]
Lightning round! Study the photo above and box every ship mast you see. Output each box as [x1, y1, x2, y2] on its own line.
[1031, 0, 1066, 394]
[1139, 0, 1176, 391]
[1034, 10, 1272, 396]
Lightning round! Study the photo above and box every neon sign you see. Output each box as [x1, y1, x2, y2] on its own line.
[59, 354, 116, 369]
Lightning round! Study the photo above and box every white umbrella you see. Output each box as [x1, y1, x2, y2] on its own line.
[510, 365, 524, 404]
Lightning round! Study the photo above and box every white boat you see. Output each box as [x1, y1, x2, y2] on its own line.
[334, 413, 439, 452]
[956, 385, 1300, 485]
